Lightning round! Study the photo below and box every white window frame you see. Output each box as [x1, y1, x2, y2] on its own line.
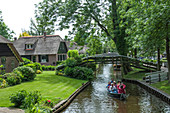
[26, 44, 33, 49]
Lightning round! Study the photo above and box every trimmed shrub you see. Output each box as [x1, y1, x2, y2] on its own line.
[13, 66, 36, 81]
[10, 90, 42, 109]
[4, 73, 22, 86]
[64, 66, 74, 77]
[13, 70, 24, 80]
[10, 90, 27, 107]
[24, 62, 43, 72]
[64, 66, 93, 80]
[65, 58, 77, 67]
[6, 76, 17, 86]
[67, 50, 79, 58]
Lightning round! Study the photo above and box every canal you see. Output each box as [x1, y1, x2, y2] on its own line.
[62, 64, 170, 113]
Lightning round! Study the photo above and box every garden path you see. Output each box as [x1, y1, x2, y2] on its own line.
[0, 107, 24, 113]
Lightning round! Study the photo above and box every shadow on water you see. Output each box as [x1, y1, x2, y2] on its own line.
[62, 64, 170, 113]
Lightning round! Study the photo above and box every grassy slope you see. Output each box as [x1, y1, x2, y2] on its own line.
[151, 80, 170, 95]
[124, 68, 170, 95]
[0, 71, 87, 107]
[124, 68, 147, 80]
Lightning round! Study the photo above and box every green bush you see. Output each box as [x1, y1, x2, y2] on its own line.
[41, 65, 56, 71]
[24, 62, 43, 72]
[10, 90, 42, 109]
[67, 50, 79, 58]
[13, 66, 36, 81]
[13, 70, 24, 80]
[6, 76, 16, 86]
[23, 91, 42, 109]
[26, 104, 52, 113]
[10, 90, 27, 107]
[85, 63, 96, 71]
[64, 66, 74, 77]
[65, 58, 77, 67]
[64, 66, 93, 80]
[20, 58, 33, 66]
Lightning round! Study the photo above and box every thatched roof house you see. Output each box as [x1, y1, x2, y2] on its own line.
[13, 34, 68, 65]
[0, 35, 23, 73]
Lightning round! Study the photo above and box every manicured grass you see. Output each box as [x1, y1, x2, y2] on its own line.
[0, 71, 87, 107]
[151, 80, 170, 95]
[124, 68, 148, 80]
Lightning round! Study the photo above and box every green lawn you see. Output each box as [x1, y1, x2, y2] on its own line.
[124, 68, 170, 96]
[0, 71, 87, 107]
[151, 80, 170, 95]
[124, 68, 148, 80]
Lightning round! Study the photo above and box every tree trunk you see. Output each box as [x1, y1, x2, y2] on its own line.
[166, 23, 170, 83]
[134, 48, 137, 58]
[157, 48, 161, 71]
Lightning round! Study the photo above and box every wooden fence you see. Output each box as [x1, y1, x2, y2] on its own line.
[143, 71, 169, 84]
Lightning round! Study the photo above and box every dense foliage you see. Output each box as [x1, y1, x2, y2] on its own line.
[67, 50, 79, 58]
[13, 66, 36, 81]
[10, 90, 41, 108]
[64, 66, 93, 80]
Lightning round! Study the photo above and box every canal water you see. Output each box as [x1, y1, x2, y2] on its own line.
[62, 64, 170, 113]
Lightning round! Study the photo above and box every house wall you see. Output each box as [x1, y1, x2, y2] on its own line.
[0, 56, 19, 73]
[36, 54, 57, 66]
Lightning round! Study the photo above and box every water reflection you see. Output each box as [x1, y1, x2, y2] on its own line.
[62, 64, 170, 113]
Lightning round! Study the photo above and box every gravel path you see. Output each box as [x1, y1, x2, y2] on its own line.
[0, 107, 24, 113]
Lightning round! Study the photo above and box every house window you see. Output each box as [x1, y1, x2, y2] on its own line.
[25, 44, 33, 50]
[39, 55, 48, 63]
[58, 55, 66, 61]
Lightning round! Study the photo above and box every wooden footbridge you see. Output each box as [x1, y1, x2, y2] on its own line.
[57, 52, 161, 73]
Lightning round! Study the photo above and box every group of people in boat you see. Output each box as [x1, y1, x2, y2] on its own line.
[106, 79, 126, 94]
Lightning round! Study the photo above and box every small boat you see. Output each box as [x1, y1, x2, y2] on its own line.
[107, 90, 127, 100]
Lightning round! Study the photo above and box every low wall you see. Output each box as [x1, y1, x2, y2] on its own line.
[122, 79, 170, 105]
[52, 82, 90, 113]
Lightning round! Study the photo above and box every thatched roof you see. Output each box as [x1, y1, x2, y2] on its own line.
[0, 35, 12, 44]
[13, 35, 66, 55]
[0, 35, 23, 62]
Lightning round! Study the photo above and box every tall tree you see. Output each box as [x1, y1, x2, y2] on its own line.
[0, 10, 14, 39]
[35, 0, 131, 55]
[28, 1, 56, 35]
[125, 0, 170, 81]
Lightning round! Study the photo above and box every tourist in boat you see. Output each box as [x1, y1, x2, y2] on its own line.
[111, 78, 114, 83]
[111, 82, 118, 93]
[106, 81, 111, 91]
[117, 81, 126, 94]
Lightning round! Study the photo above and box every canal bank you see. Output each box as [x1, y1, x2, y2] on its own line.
[62, 64, 170, 113]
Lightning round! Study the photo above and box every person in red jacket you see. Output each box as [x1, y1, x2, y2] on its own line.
[117, 81, 126, 94]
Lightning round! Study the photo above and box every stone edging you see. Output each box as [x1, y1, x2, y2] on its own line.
[122, 79, 170, 105]
[52, 82, 90, 113]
